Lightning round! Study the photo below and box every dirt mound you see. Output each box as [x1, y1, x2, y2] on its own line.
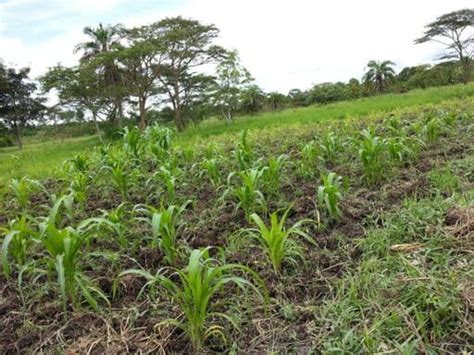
[444, 206, 474, 238]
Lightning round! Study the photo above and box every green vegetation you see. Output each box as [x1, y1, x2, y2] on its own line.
[0, 7, 473, 354]
[1, 91, 472, 352]
[248, 207, 315, 274]
[2, 82, 474, 184]
[0, 135, 100, 183]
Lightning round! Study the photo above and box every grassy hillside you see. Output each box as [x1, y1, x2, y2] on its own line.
[0, 136, 101, 184]
[1, 82, 473, 184]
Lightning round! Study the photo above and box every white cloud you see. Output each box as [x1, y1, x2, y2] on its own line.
[1, 0, 472, 93]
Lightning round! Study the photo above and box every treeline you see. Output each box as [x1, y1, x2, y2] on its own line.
[0, 9, 472, 148]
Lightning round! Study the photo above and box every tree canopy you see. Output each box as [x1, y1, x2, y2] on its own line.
[415, 9, 474, 82]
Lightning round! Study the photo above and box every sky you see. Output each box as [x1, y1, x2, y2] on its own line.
[0, 0, 473, 93]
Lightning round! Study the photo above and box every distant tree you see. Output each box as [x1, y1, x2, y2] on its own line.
[287, 88, 308, 107]
[74, 24, 124, 60]
[266, 91, 287, 110]
[309, 82, 349, 104]
[0, 65, 45, 149]
[362, 60, 396, 93]
[155, 17, 227, 131]
[398, 62, 463, 89]
[240, 85, 265, 113]
[214, 50, 253, 123]
[112, 25, 165, 130]
[347, 78, 362, 98]
[398, 65, 431, 83]
[41, 64, 108, 142]
[74, 23, 126, 125]
[415, 9, 474, 83]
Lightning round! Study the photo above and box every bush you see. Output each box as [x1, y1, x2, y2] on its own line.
[0, 134, 14, 148]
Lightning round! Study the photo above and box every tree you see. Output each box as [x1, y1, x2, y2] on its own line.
[266, 91, 287, 110]
[287, 88, 309, 107]
[347, 78, 362, 99]
[0, 65, 45, 149]
[214, 50, 253, 123]
[415, 9, 473, 83]
[112, 25, 165, 130]
[240, 85, 265, 113]
[362, 60, 396, 93]
[155, 17, 226, 131]
[74, 23, 124, 60]
[309, 82, 349, 104]
[41, 64, 108, 142]
[74, 23, 126, 125]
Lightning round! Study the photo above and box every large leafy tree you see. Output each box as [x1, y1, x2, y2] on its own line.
[0, 65, 45, 149]
[214, 50, 253, 123]
[362, 60, 396, 93]
[415, 9, 474, 83]
[155, 17, 227, 131]
[41, 64, 108, 142]
[111, 24, 165, 130]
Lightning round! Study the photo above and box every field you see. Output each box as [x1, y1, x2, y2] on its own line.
[0, 85, 473, 353]
[1, 83, 474, 183]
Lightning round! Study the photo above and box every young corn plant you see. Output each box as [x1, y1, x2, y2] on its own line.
[387, 136, 408, 163]
[116, 248, 267, 352]
[319, 131, 339, 164]
[299, 141, 319, 178]
[228, 167, 267, 221]
[234, 129, 254, 171]
[248, 206, 315, 274]
[425, 117, 442, 143]
[102, 160, 130, 198]
[358, 129, 386, 185]
[146, 126, 174, 162]
[63, 154, 90, 174]
[136, 201, 190, 265]
[387, 115, 402, 134]
[68, 172, 91, 209]
[36, 196, 109, 311]
[262, 154, 287, 195]
[150, 166, 180, 204]
[122, 126, 144, 157]
[203, 142, 220, 159]
[1, 216, 36, 278]
[39, 220, 109, 312]
[200, 157, 222, 187]
[317, 172, 343, 221]
[145, 125, 173, 150]
[8, 177, 43, 210]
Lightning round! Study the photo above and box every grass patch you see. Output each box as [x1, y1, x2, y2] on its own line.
[0, 135, 101, 185]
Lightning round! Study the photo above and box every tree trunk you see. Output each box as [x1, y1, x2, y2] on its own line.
[222, 108, 232, 124]
[92, 111, 103, 143]
[175, 107, 185, 132]
[461, 57, 471, 84]
[117, 98, 124, 128]
[139, 97, 147, 130]
[12, 121, 22, 150]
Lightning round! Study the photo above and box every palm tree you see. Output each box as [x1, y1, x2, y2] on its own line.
[362, 60, 396, 93]
[241, 85, 265, 113]
[74, 24, 126, 125]
[74, 24, 123, 61]
[266, 91, 287, 110]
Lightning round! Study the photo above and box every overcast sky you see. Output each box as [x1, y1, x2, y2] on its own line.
[0, 0, 472, 93]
